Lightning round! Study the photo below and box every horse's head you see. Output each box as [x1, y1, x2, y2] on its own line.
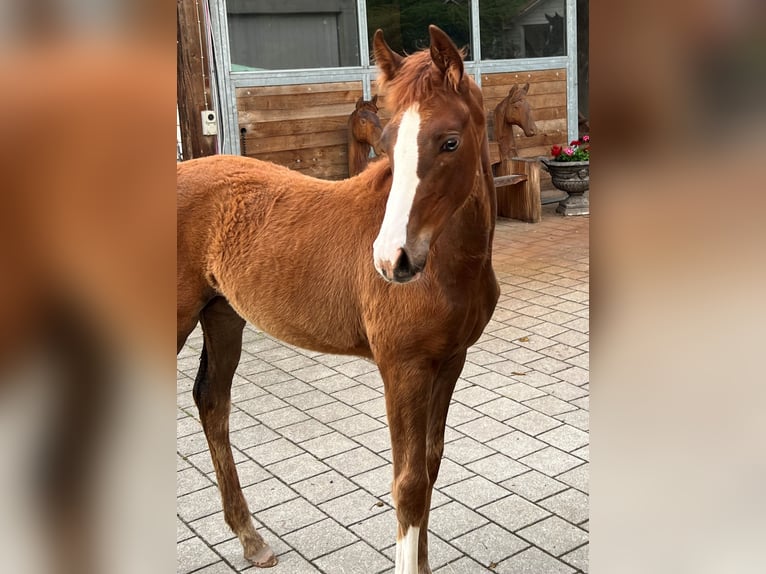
[502, 83, 537, 137]
[350, 96, 384, 156]
[371, 25, 488, 284]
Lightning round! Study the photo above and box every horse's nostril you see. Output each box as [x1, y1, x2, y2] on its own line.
[393, 249, 412, 280]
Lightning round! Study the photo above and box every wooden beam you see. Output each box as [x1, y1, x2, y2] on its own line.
[177, 0, 217, 159]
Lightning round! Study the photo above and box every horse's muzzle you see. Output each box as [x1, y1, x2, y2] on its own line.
[376, 247, 425, 284]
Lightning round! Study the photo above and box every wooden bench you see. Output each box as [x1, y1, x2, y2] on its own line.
[489, 143, 542, 223]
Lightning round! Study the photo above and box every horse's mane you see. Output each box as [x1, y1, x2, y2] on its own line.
[378, 48, 467, 112]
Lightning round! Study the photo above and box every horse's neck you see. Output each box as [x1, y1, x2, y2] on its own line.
[498, 126, 518, 159]
[348, 135, 371, 175]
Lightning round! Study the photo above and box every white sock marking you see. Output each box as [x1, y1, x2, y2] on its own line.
[373, 105, 421, 277]
[395, 526, 420, 574]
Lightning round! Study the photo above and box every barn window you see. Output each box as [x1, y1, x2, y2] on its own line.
[480, 0, 566, 60]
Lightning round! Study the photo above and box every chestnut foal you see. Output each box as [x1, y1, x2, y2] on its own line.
[347, 95, 384, 176]
[177, 26, 499, 573]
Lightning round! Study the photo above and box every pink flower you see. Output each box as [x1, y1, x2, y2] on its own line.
[582, 135, 590, 142]
[564, 147, 575, 156]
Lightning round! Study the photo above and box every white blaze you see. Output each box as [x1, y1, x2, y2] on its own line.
[394, 526, 420, 574]
[373, 105, 421, 277]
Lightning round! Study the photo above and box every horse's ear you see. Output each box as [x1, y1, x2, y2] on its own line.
[521, 83, 530, 94]
[371, 94, 378, 106]
[373, 29, 403, 83]
[355, 96, 364, 110]
[545, 13, 554, 22]
[428, 25, 463, 91]
[508, 85, 518, 98]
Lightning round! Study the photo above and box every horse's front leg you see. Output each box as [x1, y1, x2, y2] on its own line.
[377, 357, 438, 574]
[417, 351, 467, 573]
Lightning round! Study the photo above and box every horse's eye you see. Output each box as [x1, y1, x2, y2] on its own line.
[441, 138, 460, 152]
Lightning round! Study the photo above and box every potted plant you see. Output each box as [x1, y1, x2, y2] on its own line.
[541, 135, 590, 216]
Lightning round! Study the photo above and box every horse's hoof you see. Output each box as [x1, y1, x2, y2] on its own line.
[245, 545, 278, 568]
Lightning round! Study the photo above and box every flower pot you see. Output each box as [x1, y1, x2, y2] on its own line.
[541, 159, 589, 216]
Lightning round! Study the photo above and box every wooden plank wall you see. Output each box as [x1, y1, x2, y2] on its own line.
[237, 81, 363, 180]
[235, 69, 567, 183]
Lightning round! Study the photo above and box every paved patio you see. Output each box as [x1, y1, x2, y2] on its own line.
[177, 204, 589, 573]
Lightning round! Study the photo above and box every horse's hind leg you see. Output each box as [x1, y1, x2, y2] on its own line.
[193, 297, 277, 567]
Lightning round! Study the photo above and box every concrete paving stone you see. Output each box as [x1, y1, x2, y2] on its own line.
[435, 556, 494, 573]
[552, 330, 589, 347]
[333, 358, 378, 378]
[489, 360, 540, 378]
[571, 444, 589, 461]
[190, 511, 237, 546]
[242, 477, 298, 512]
[350, 507, 397, 550]
[477, 494, 550, 532]
[351, 463, 393, 496]
[283, 389, 335, 411]
[552, 300, 588, 314]
[490, 325, 533, 342]
[500, 347, 545, 364]
[442, 475, 512, 508]
[177, 432, 210, 458]
[254, 405, 309, 429]
[257, 345, 300, 363]
[537, 343, 582, 362]
[283, 518, 358, 561]
[500, 470, 568, 502]
[526, 320, 569, 339]
[300, 431, 359, 459]
[536, 310, 579, 327]
[238, 358, 274, 376]
[305, 401, 358, 424]
[267, 452, 330, 485]
[512, 334, 558, 352]
[328, 413, 385, 436]
[228, 459, 272, 488]
[512, 370, 561, 388]
[452, 523, 529, 568]
[474, 337, 520, 354]
[452, 386, 502, 407]
[562, 317, 589, 333]
[278, 418, 334, 442]
[525, 356, 570, 375]
[309, 372, 358, 394]
[555, 409, 589, 432]
[177, 415, 201, 438]
[228, 382, 271, 404]
[517, 516, 588, 556]
[496, 546, 574, 574]
[495, 382, 545, 402]
[465, 370, 513, 391]
[538, 488, 589, 525]
[537, 381, 588, 401]
[325, 446, 387, 476]
[241, 550, 321, 573]
[331, 384, 382, 405]
[466, 452, 529, 482]
[503, 313, 545, 330]
[231, 424, 281, 449]
[487, 431, 546, 459]
[578, 341, 589, 352]
[561, 543, 588, 573]
[459, 361, 490, 379]
[455, 416, 513, 443]
[293, 470, 358, 504]
[445, 402, 483, 426]
[192, 561, 239, 573]
[315, 540, 393, 574]
[178, 517, 194, 543]
[243, 437, 304, 466]
[434, 457, 475, 487]
[489, 307, 520, 322]
[355, 369, 385, 388]
[177, 466, 214, 497]
[354, 396, 388, 419]
[522, 395, 578, 417]
[177, 485, 226, 522]
[579, 520, 589, 531]
[315, 353, 357, 367]
[474, 396, 529, 422]
[265, 379, 315, 399]
[291, 364, 338, 383]
[429, 501, 489, 540]
[515, 303, 553, 318]
[443, 436, 495, 465]
[229, 410, 261, 432]
[318, 489, 389, 526]
[270, 354, 318, 372]
[507, 410, 563, 435]
[537, 425, 589, 452]
[555, 366, 589, 385]
[566, 351, 589, 370]
[519, 447, 584, 477]
[177, 537, 220, 573]
[257, 496, 327, 536]
[238, 394, 289, 417]
[466, 349, 507, 366]
[557, 463, 589, 494]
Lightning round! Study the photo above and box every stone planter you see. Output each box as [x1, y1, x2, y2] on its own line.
[541, 159, 589, 216]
